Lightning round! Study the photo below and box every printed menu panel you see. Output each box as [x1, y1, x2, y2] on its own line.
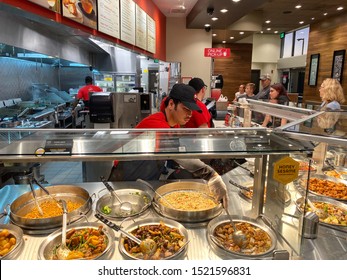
[98, 0, 120, 38]
[147, 15, 156, 53]
[120, 0, 135, 45]
[27, 0, 61, 13]
[135, 4, 147, 50]
[62, 0, 97, 29]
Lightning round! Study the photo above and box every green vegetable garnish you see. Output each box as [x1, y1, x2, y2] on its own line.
[102, 205, 112, 214]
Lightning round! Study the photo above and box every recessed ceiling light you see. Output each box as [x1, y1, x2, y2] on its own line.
[295, 5, 302, 9]
[239, 31, 244, 35]
[324, 12, 328, 16]
[222, 40, 226, 43]
[211, 17, 218, 21]
[232, 0, 241, 2]
[204, 24, 211, 27]
[220, 9, 228, 13]
[274, 31, 278, 34]
[260, 31, 264, 33]
[230, 36, 234, 39]
[311, 17, 315, 20]
[337, 7, 344, 10]
[265, 20, 271, 24]
[212, 33, 217, 37]
[266, 28, 271, 31]
[299, 21, 304, 24]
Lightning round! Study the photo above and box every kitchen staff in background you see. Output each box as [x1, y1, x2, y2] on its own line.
[318, 78, 345, 111]
[108, 83, 229, 206]
[186, 77, 213, 128]
[72, 75, 102, 110]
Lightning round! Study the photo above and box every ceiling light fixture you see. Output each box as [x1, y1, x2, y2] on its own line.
[311, 17, 315, 20]
[337, 7, 344, 10]
[222, 40, 226, 43]
[220, 9, 228, 13]
[324, 12, 328, 16]
[267, 28, 271, 31]
[299, 21, 304, 24]
[274, 31, 278, 34]
[212, 33, 217, 37]
[230, 36, 234, 39]
[204, 24, 211, 27]
[265, 20, 271, 24]
[295, 5, 302, 9]
[232, 0, 241, 2]
[211, 17, 218, 21]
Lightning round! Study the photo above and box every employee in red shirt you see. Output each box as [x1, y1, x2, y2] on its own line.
[186, 77, 212, 128]
[73, 76, 102, 109]
[108, 83, 228, 206]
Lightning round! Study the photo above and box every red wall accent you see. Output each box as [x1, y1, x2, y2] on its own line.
[0, 0, 166, 61]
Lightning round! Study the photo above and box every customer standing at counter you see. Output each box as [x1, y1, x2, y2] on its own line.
[261, 83, 290, 127]
[318, 78, 345, 110]
[254, 74, 271, 100]
[108, 83, 228, 206]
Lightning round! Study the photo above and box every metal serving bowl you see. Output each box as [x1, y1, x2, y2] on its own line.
[152, 181, 223, 223]
[9, 185, 92, 234]
[95, 188, 152, 220]
[118, 217, 189, 260]
[207, 215, 277, 259]
[37, 222, 115, 260]
[0, 224, 24, 260]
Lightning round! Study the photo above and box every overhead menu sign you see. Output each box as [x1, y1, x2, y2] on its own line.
[135, 4, 147, 50]
[120, 0, 136, 45]
[62, 0, 97, 29]
[27, 0, 61, 13]
[147, 15, 156, 53]
[204, 48, 231, 58]
[98, 0, 120, 38]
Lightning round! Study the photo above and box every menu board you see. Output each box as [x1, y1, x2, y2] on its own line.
[135, 4, 147, 50]
[27, 0, 61, 13]
[120, 0, 135, 45]
[147, 15, 156, 53]
[62, 0, 97, 29]
[98, 0, 120, 38]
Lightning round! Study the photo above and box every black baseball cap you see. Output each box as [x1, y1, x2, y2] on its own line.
[169, 83, 202, 112]
[188, 77, 207, 92]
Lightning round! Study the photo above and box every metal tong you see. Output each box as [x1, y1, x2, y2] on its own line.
[233, 160, 254, 177]
[228, 179, 252, 192]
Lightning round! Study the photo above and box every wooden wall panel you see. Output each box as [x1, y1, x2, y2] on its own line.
[212, 43, 253, 101]
[303, 11, 347, 105]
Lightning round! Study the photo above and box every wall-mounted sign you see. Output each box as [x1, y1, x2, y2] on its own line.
[120, 0, 136, 45]
[62, 0, 97, 29]
[135, 4, 147, 50]
[273, 157, 299, 185]
[147, 15, 156, 53]
[204, 48, 231, 58]
[28, 0, 61, 13]
[98, 0, 120, 38]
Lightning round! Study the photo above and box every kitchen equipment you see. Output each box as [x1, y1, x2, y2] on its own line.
[207, 215, 277, 259]
[37, 222, 115, 260]
[223, 206, 248, 249]
[150, 181, 223, 223]
[299, 211, 319, 239]
[100, 176, 133, 215]
[118, 217, 189, 260]
[9, 185, 92, 234]
[28, 180, 44, 216]
[229, 179, 252, 191]
[55, 200, 71, 260]
[94, 213, 157, 255]
[233, 160, 254, 177]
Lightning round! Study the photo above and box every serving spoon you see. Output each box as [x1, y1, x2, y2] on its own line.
[100, 176, 133, 216]
[94, 213, 157, 255]
[56, 200, 71, 260]
[223, 206, 248, 249]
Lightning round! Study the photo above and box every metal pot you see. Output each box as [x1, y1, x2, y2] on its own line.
[9, 185, 92, 234]
[0, 224, 24, 260]
[207, 215, 277, 259]
[37, 222, 115, 260]
[152, 181, 223, 223]
[118, 217, 189, 260]
[95, 188, 152, 219]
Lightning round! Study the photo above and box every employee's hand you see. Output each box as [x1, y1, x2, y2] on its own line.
[208, 174, 228, 208]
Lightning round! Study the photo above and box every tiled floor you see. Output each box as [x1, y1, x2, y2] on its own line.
[40, 161, 83, 185]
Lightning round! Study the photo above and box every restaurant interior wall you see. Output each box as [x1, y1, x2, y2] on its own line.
[303, 11, 347, 104]
[166, 17, 212, 96]
[212, 43, 253, 101]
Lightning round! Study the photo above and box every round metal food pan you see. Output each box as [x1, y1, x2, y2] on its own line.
[239, 187, 291, 205]
[152, 181, 223, 223]
[95, 188, 152, 219]
[9, 185, 92, 232]
[118, 217, 189, 260]
[0, 224, 24, 260]
[323, 167, 347, 180]
[295, 174, 347, 202]
[295, 196, 347, 228]
[207, 215, 277, 259]
[37, 222, 115, 260]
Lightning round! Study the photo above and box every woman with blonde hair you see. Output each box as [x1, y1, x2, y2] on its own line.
[319, 78, 345, 111]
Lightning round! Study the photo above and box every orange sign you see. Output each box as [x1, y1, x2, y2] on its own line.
[273, 157, 299, 184]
